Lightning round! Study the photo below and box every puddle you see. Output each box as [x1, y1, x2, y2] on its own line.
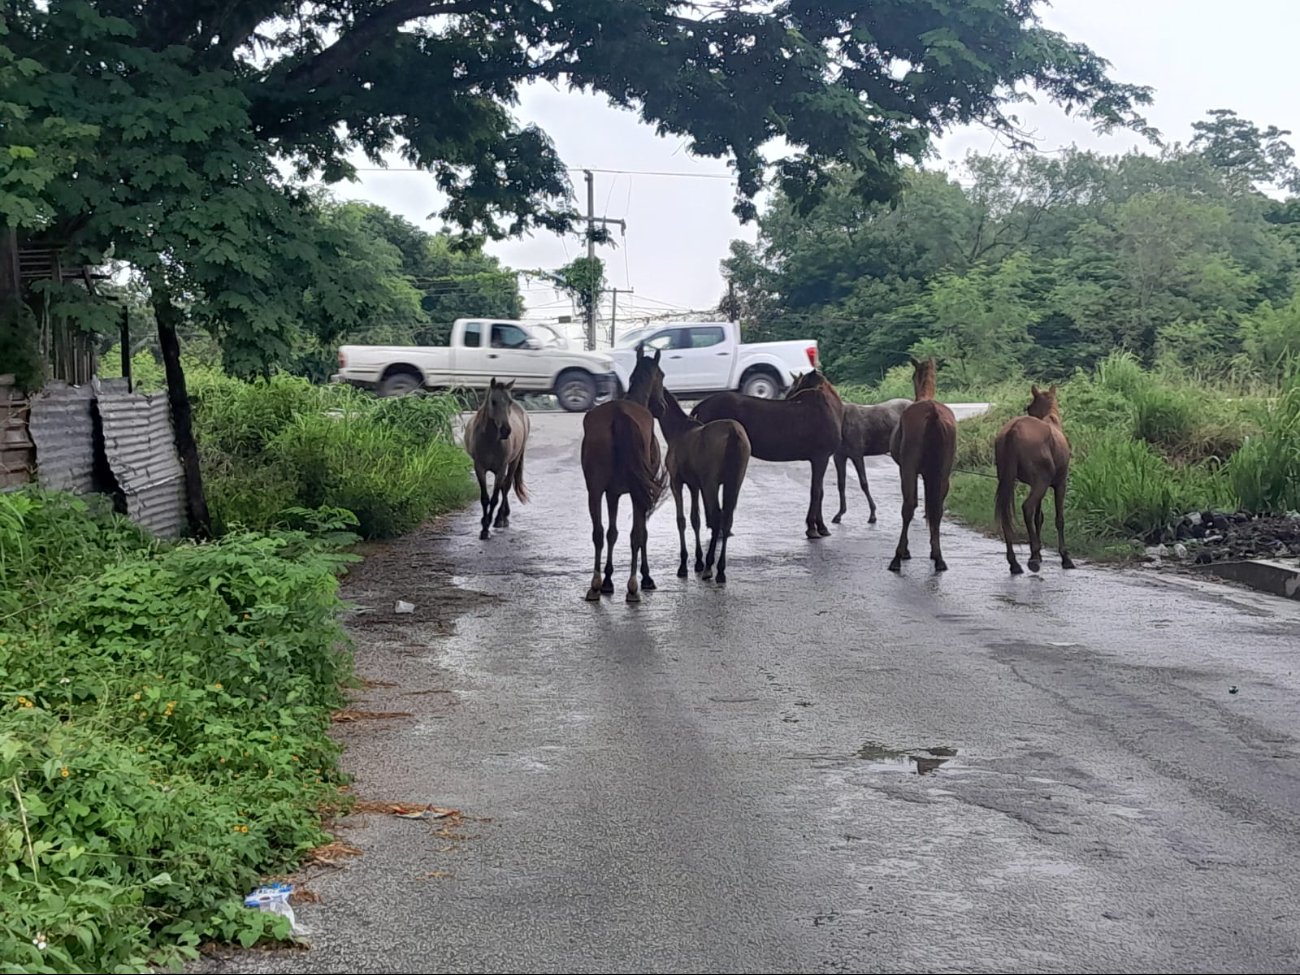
[857, 741, 959, 775]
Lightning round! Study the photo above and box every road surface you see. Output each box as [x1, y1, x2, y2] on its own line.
[202, 410, 1300, 974]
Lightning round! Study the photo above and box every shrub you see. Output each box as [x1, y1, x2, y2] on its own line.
[0, 491, 358, 972]
[1228, 378, 1300, 513]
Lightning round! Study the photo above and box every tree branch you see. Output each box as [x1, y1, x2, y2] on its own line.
[283, 0, 486, 91]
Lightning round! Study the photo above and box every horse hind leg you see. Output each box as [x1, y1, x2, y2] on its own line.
[832, 453, 848, 524]
[1055, 479, 1075, 569]
[602, 493, 619, 594]
[673, 479, 689, 578]
[640, 520, 656, 592]
[627, 503, 648, 602]
[889, 467, 917, 572]
[807, 455, 831, 538]
[1023, 482, 1049, 573]
[702, 484, 722, 580]
[923, 468, 950, 572]
[476, 468, 492, 540]
[586, 490, 604, 601]
[690, 487, 705, 573]
[854, 454, 878, 524]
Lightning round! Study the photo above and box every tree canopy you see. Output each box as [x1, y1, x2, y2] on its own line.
[724, 111, 1300, 386]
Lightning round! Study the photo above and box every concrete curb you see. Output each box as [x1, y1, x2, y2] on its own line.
[1193, 558, 1300, 601]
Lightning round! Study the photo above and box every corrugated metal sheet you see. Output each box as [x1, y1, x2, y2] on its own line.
[98, 384, 186, 538]
[29, 381, 97, 495]
[0, 376, 34, 491]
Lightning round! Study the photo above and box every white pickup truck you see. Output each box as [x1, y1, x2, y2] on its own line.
[608, 321, 819, 399]
[333, 319, 619, 411]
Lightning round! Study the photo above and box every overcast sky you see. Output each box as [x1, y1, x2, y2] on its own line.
[327, 0, 1300, 341]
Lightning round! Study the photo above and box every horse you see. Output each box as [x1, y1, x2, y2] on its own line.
[887, 357, 957, 573]
[653, 387, 751, 584]
[580, 345, 668, 602]
[691, 369, 843, 539]
[994, 383, 1076, 575]
[463, 377, 530, 540]
[787, 371, 910, 525]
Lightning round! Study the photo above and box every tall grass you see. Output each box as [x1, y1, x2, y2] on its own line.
[938, 353, 1276, 553]
[190, 371, 474, 538]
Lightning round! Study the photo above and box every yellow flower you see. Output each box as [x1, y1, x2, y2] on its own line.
[163, 701, 176, 717]
[16, 696, 34, 709]
[291, 755, 299, 762]
[59, 766, 70, 778]
[212, 682, 223, 690]
[132, 692, 141, 701]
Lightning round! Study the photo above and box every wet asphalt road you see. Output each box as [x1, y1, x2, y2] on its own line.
[204, 410, 1300, 974]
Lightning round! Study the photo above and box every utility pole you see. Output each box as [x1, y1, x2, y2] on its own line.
[606, 287, 634, 346]
[581, 169, 627, 351]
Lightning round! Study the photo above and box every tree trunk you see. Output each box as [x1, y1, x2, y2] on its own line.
[151, 285, 211, 538]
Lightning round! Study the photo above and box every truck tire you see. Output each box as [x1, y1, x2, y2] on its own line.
[555, 370, 598, 412]
[377, 369, 422, 397]
[740, 369, 781, 399]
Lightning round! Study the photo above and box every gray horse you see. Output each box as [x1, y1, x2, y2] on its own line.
[788, 372, 909, 524]
[464, 378, 530, 539]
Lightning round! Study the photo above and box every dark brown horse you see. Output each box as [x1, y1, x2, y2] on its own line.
[994, 383, 1075, 575]
[691, 369, 843, 539]
[888, 357, 957, 573]
[653, 387, 751, 584]
[580, 346, 667, 602]
[788, 371, 910, 525]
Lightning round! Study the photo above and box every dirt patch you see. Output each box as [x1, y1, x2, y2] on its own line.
[1155, 511, 1300, 566]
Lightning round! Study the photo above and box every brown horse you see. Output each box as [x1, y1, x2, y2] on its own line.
[653, 387, 751, 584]
[691, 370, 843, 539]
[788, 371, 910, 525]
[994, 383, 1076, 575]
[580, 346, 668, 602]
[887, 357, 957, 573]
[464, 378, 529, 540]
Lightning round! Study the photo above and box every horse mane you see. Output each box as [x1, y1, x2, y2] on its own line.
[912, 359, 937, 401]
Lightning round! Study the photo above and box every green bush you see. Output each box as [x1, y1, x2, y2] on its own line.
[1228, 379, 1300, 513]
[191, 373, 473, 538]
[0, 490, 358, 973]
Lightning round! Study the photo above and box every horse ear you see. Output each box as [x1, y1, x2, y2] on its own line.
[1032, 383, 1040, 396]
[504, 379, 515, 390]
[653, 347, 662, 364]
[1049, 383, 1058, 396]
[489, 377, 497, 388]
[909, 355, 920, 369]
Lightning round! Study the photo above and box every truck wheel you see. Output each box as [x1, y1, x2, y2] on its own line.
[556, 371, 598, 412]
[741, 370, 780, 399]
[377, 371, 422, 397]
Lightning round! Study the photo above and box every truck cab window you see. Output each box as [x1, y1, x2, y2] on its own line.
[491, 324, 530, 349]
[462, 322, 483, 347]
[689, 327, 726, 348]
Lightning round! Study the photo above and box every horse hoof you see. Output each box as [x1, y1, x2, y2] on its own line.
[703, 569, 713, 581]
[888, 558, 902, 573]
[1009, 562, 1024, 575]
[677, 567, 688, 578]
[934, 559, 948, 572]
[900, 550, 912, 560]
[868, 514, 877, 525]
[585, 589, 602, 602]
[626, 589, 641, 603]
[1028, 560, 1041, 573]
[818, 526, 831, 537]
[479, 529, 490, 540]
[643, 577, 657, 591]
[716, 572, 726, 585]
[806, 528, 821, 540]
[600, 580, 615, 595]
[694, 562, 705, 573]
[1062, 556, 1077, 570]
[831, 514, 843, 524]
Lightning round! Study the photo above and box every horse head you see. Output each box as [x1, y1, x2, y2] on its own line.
[907, 356, 938, 400]
[628, 344, 666, 412]
[485, 377, 516, 440]
[1027, 383, 1060, 422]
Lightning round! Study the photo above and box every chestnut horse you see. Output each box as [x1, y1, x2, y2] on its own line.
[464, 378, 529, 540]
[788, 370, 910, 525]
[580, 346, 667, 602]
[994, 383, 1076, 574]
[654, 387, 751, 584]
[888, 357, 957, 573]
[691, 369, 843, 539]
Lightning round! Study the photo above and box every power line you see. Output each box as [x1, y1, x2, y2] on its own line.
[350, 165, 738, 181]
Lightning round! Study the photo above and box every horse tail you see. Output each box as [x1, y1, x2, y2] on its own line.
[721, 425, 750, 519]
[613, 408, 666, 513]
[994, 425, 1017, 537]
[921, 409, 955, 527]
[511, 446, 529, 503]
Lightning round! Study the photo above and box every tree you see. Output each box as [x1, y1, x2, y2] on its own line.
[1190, 109, 1300, 195]
[3, 0, 1155, 533]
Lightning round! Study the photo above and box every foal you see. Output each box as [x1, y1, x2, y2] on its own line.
[994, 383, 1075, 574]
[888, 357, 957, 573]
[463, 378, 529, 540]
[654, 388, 751, 584]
